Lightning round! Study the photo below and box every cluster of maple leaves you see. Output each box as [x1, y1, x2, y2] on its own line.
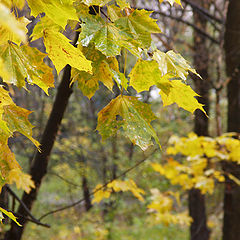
[0, 0, 206, 224]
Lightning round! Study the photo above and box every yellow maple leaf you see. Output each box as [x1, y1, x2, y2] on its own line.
[92, 184, 111, 203]
[7, 168, 35, 193]
[43, 30, 92, 74]
[159, 80, 206, 114]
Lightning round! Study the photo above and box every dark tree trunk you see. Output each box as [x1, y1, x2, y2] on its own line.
[4, 63, 74, 240]
[82, 176, 92, 211]
[188, 1, 210, 240]
[3, 28, 81, 238]
[0, 186, 9, 224]
[223, 1, 240, 239]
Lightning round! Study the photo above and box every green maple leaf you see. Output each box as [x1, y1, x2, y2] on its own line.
[80, 15, 122, 56]
[80, 0, 130, 7]
[80, 9, 161, 56]
[115, 9, 161, 49]
[80, 14, 142, 57]
[0, 42, 54, 94]
[97, 95, 160, 150]
[27, 0, 78, 28]
[107, 5, 122, 21]
[43, 30, 92, 74]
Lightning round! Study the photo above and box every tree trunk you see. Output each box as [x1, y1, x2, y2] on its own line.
[3, 27, 81, 237]
[223, 1, 240, 239]
[82, 176, 92, 211]
[4, 63, 74, 240]
[188, 1, 210, 240]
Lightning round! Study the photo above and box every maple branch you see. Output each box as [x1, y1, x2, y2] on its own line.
[5, 186, 50, 228]
[38, 148, 157, 221]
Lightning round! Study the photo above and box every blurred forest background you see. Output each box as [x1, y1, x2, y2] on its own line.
[1, 0, 240, 240]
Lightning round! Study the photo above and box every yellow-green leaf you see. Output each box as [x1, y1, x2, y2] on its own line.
[97, 95, 160, 150]
[116, 0, 130, 9]
[115, 9, 161, 49]
[80, 14, 142, 57]
[3, 104, 40, 148]
[27, 0, 78, 28]
[108, 179, 145, 201]
[153, 50, 200, 81]
[71, 45, 116, 98]
[31, 16, 61, 41]
[0, 42, 54, 94]
[129, 59, 163, 92]
[158, 80, 206, 114]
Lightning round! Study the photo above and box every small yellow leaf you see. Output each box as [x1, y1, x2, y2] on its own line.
[228, 174, 240, 186]
[92, 184, 111, 203]
[7, 168, 35, 193]
[0, 207, 21, 226]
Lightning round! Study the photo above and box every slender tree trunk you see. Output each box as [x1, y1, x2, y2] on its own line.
[4, 63, 74, 240]
[82, 176, 92, 211]
[223, 1, 240, 239]
[0, 186, 9, 223]
[4, 29, 80, 239]
[188, 1, 210, 240]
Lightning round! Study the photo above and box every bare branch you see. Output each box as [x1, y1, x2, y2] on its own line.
[151, 10, 220, 45]
[5, 186, 50, 228]
[182, 0, 224, 24]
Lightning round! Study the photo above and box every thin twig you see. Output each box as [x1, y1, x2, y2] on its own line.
[182, 0, 224, 24]
[5, 186, 50, 228]
[48, 172, 82, 188]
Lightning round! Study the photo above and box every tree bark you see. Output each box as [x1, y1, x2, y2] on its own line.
[223, 1, 240, 239]
[82, 176, 92, 211]
[4, 63, 74, 240]
[188, 1, 210, 240]
[3, 27, 81, 237]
